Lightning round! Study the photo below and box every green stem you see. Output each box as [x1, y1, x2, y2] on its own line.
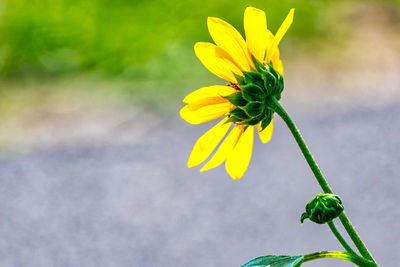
[303, 251, 375, 266]
[327, 221, 356, 255]
[269, 97, 332, 193]
[268, 97, 377, 264]
[338, 211, 375, 260]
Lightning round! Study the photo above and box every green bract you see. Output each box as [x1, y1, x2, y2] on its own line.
[223, 57, 284, 129]
[301, 193, 344, 224]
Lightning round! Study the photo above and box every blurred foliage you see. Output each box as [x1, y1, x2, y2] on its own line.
[0, 0, 398, 82]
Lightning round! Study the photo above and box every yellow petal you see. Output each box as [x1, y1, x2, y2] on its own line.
[188, 117, 232, 168]
[207, 17, 253, 71]
[183, 85, 237, 104]
[265, 29, 274, 50]
[276, 60, 284, 75]
[194, 42, 242, 83]
[225, 126, 254, 179]
[272, 46, 280, 62]
[200, 125, 242, 172]
[266, 35, 284, 74]
[265, 29, 282, 69]
[257, 118, 274, 144]
[267, 8, 294, 63]
[187, 97, 228, 110]
[180, 102, 232, 125]
[244, 6, 268, 63]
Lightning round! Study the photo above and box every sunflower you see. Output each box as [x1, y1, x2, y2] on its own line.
[180, 7, 294, 179]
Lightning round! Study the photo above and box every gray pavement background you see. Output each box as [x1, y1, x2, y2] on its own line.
[0, 102, 398, 266]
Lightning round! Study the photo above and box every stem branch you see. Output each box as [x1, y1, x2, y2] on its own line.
[268, 97, 376, 264]
[303, 251, 374, 266]
[327, 221, 356, 255]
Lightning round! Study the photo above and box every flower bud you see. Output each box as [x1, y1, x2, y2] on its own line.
[300, 193, 344, 224]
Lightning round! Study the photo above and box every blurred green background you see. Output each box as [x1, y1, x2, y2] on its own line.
[0, 0, 398, 81]
[1, 0, 336, 79]
[0, 0, 399, 147]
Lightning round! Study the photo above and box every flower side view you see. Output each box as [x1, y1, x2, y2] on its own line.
[180, 7, 294, 179]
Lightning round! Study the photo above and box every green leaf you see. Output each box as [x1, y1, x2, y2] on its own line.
[241, 84, 265, 102]
[243, 71, 265, 91]
[229, 108, 249, 120]
[241, 255, 304, 267]
[243, 102, 263, 117]
[223, 92, 247, 106]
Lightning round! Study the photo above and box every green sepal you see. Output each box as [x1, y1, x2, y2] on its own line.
[262, 71, 277, 95]
[241, 84, 265, 102]
[229, 107, 249, 120]
[240, 113, 265, 126]
[234, 73, 246, 85]
[242, 255, 304, 267]
[223, 92, 247, 107]
[300, 212, 309, 224]
[226, 116, 243, 123]
[260, 111, 273, 130]
[251, 54, 266, 73]
[272, 76, 284, 96]
[278, 76, 284, 94]
[243, 71, 265, 91]
[243, 102, 264, 117]
[265, 63, 278, 77]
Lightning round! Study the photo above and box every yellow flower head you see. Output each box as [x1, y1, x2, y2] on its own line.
[180, 7, 294, 179]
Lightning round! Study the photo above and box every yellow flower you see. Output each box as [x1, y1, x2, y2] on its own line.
[180, 7, 294, 179]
